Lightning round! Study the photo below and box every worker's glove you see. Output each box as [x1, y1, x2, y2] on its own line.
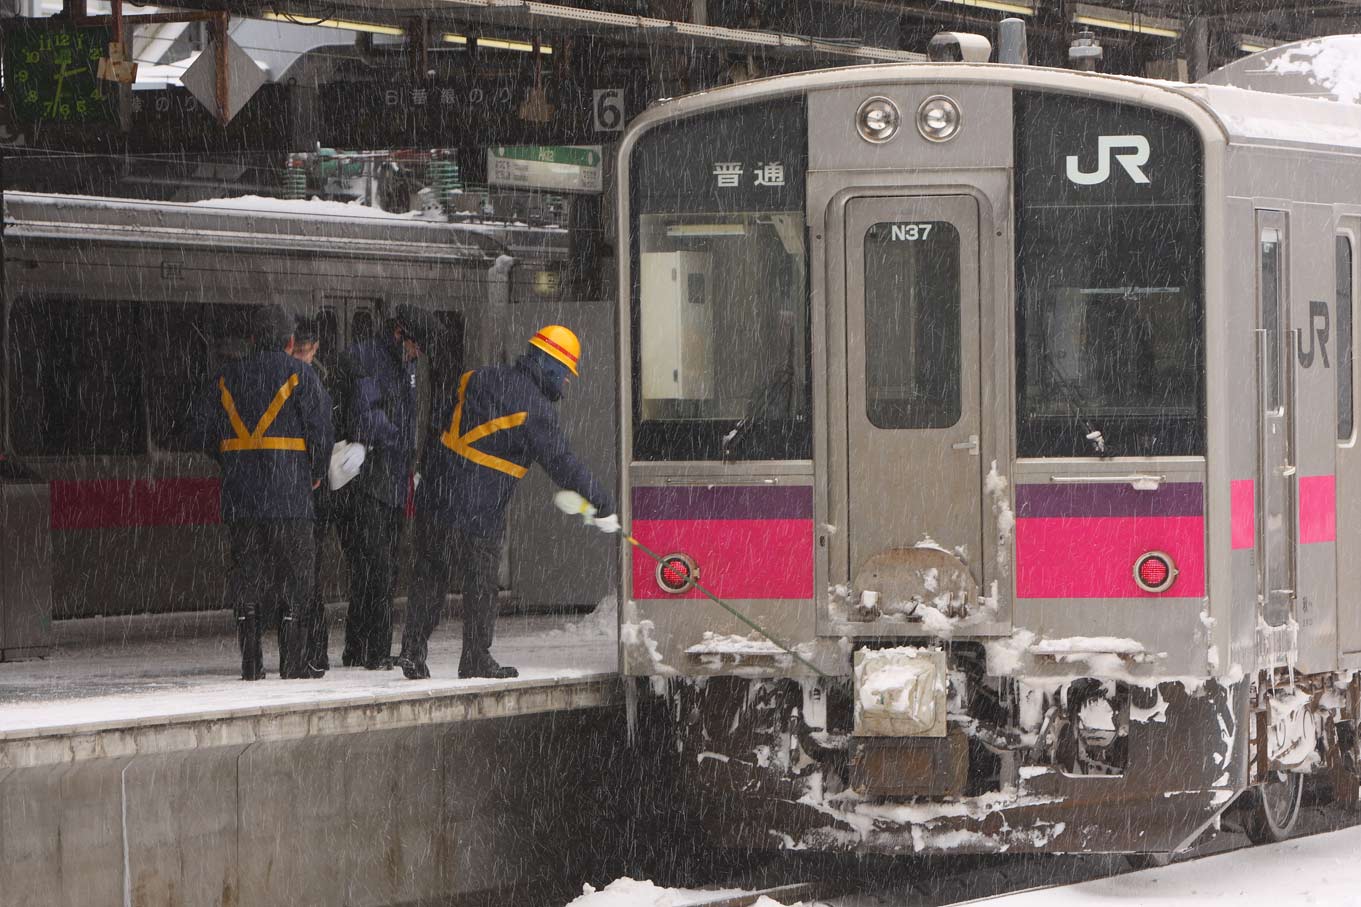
[554, 490, 596, 525]
[592, 513, 621, 534]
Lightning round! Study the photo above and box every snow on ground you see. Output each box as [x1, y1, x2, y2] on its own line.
[0, 604, 615, 735]
[964, 825, 1361, 906]
[564, 879, 757, 907]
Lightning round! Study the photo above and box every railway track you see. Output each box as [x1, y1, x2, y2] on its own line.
[664, 798, 1361, 907]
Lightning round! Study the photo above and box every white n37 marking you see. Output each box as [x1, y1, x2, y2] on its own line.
[1065, 135, 1151, 185]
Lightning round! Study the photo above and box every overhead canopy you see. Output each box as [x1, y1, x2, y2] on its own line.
[160, 0, 923, 63]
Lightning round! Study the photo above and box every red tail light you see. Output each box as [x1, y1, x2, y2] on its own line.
[1133, 551, 1177, 593]
[656, 554, 699, 594]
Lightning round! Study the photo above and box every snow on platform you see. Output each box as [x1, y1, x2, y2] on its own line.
[0, 606, 617, 766]
[962, 824, 1361, 906]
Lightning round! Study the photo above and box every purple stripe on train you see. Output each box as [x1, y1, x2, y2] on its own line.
[1015, 482, 1204, 519]
[632, 484, 814, 520]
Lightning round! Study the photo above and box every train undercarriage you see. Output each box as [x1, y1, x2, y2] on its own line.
[635, 654, 1361, 857]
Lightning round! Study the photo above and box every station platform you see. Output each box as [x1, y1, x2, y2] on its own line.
[0, 603, 628, 906]
[0, 603, 618, 767]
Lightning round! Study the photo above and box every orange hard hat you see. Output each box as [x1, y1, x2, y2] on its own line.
[529, 325, 581, 376]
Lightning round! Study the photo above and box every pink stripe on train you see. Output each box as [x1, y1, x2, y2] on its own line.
[630, 518, 813, 600]
[1299, 475, 1336, 544]
[1015, 515, 1205, 599]
[1230, 479, 1255, 550]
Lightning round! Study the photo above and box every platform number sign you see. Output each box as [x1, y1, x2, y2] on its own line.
[3, 23, 116, 125]
[593, 88, 625, 132]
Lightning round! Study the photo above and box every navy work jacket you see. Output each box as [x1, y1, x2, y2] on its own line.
[417, 356, 615, 539]
[345, 336, 419, 508]
[196, 351, 333, 523]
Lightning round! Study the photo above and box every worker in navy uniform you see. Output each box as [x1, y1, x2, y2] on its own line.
[197, 305, 333, 680]
[397, 325, 617, 680]
[290, 316, 336, 674]
[337, 304, 441, 670]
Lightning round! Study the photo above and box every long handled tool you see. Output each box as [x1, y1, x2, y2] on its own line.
[555, 492, 828, 678]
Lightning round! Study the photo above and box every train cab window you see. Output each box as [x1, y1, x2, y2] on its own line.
[863, 221, 961, 429]
[1339, 235, 1355, 441]
[8, 298, 145, 456]
[1014, 92, 1205, 458]
[143, 303, 253, 451]
[629, 98, 811, 461]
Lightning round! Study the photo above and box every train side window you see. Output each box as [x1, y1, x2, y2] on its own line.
[316, 307, 339, 363]
[143, 303, 254, 451]
[1339, 234, 1355, 442]
[351, 309, 375, 345]
[1261, 231, 1283, 410]
[8, 298, 145, 456]
[863, 221, 961, 429]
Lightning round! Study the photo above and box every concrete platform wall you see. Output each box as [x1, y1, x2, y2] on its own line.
[0, 707, 627, 907]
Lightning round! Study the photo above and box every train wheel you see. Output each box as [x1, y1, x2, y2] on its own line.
[1242, 770, 1304, 844]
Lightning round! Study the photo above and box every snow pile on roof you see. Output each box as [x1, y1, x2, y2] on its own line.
[960, 823, 1361, 906]
[192, 194, 422, 221]
[564, 879, 768, 906]
[1265, 36, 1361, 104]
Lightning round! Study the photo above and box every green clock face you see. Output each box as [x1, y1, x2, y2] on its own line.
[4, 24, 115, 125]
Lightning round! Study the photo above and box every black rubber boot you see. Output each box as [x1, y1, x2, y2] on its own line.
[239, 616, 264, 681]
[280, 617, 322, 679]
[396, 654, 430, 680]
[458, 655, 518, 680]
[308, 611, 330, 672]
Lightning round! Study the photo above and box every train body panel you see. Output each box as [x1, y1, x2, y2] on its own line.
[617, 56, 1361, 855]
[1, 192, 614, 617]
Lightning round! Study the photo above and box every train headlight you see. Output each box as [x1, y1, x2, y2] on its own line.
[1133, 551, 1178, 593]
[916, 95, 962, 142]
[656, 553, 699, 594]
[855, 96, 900, 144]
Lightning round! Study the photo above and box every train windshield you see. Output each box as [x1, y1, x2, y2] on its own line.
[629, 98, 811, 461]
[1015, 92, 1205, 458]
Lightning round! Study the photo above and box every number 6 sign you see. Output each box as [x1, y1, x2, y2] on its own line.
[593, 88, 624, 132]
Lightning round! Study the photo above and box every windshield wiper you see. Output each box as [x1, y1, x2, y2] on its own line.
[1037, 353, 1112, 457]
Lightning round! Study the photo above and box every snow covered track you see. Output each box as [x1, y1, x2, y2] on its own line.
[683, 883, 827, 906]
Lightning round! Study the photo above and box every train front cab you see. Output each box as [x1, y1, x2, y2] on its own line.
[618, 66, 1262, 856]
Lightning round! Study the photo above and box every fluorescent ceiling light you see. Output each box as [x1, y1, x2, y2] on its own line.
[264, 13, 404, 36]
[942, 0, 1035, 14]
[1072, 5, 1180, 38]
[666, 223, 748, 237]
[478, 36, 553, 53]
[1237, 35, 1275, 54]
[441, 33, 552, 53]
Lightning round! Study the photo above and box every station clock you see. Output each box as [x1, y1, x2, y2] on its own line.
[4, 23, 116, 125]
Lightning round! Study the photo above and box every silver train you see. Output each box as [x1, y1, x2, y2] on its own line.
[615, 36, 1361, 857]
[1, 192, 616, 619]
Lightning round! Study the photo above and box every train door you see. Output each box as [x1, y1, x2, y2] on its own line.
[1257, 212, 1297, 642]
[844, 195, 984, 604]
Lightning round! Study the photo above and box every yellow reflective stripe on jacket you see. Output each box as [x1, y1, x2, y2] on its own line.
[219, 373, 308, 453]
[440, 370, 529, 479]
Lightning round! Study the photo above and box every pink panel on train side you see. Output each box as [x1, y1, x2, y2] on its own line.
[1015, 516, 1206, 599]
[1299, 474, 1337, 545]
[50, 478, 221, 530]
[1230, 479, 1255, 550]
[630, 518, 814, 600]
